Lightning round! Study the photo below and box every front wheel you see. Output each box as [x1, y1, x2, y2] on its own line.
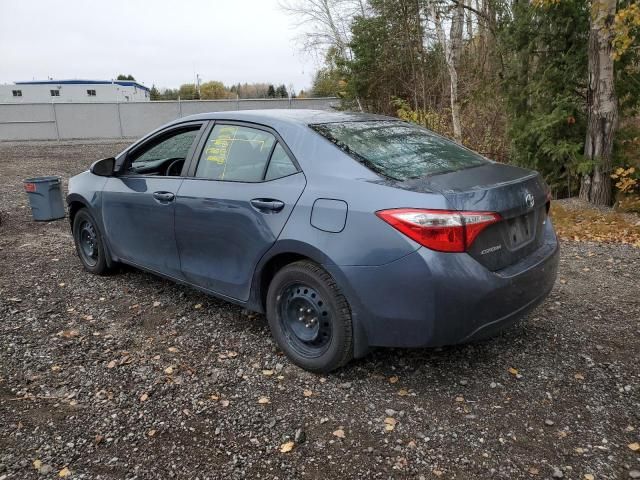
[72, 209, 111, 275]
[266, 261, 353, 372]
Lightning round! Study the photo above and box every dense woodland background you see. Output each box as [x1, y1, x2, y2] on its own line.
[287, 0, 640, 207]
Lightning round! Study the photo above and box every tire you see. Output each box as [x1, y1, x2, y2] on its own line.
[266, 260, 353, 372]
[72, 208, 111, 275]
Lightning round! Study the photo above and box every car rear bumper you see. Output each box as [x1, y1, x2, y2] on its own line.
[326, 220, 559, 354]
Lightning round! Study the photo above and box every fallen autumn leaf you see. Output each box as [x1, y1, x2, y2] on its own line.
[280, 441, 295, 453]
[59, 467, 72, 478]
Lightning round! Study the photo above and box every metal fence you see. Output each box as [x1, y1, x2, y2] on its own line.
[0, 97, 339, 141]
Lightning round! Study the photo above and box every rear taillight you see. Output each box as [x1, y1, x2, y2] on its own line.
[376, 208, 501, 253]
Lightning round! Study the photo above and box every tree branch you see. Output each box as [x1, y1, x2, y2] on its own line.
[449, 0, 496, 35]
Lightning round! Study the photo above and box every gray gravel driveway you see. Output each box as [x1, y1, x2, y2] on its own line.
[1, 141, 639, 479]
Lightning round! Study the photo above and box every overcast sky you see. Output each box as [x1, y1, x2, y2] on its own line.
[0, 0, 316, 91]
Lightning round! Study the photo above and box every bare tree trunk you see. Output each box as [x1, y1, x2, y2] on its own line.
[431, 1, 464, 142]
[476, 0, 487, 72]
[449, 1, 464, 142]
[579, 0, 618, 206]
[476, 0, 485, 43]
[465, 0, 474, 41]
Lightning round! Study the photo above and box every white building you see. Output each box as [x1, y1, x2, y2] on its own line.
[0, 79, 150, 103]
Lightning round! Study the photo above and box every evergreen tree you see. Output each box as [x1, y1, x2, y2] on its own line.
[160, 88, 179, 100]
[149, 85, 160, 101]
[275, 84, 288, 98]
[499, 0, 589, 195]
[500, 0, 639, 198]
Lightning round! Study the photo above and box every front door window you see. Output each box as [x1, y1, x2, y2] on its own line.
[127, 128, 200, 176]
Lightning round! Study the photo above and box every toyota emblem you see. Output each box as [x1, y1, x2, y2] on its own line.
[525, 193, 535, 209]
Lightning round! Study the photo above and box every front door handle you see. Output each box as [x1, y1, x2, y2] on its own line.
[153, 191, 175, 203]
[250, 198, 285, 213]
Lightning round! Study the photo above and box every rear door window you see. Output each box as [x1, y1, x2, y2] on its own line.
[310, 121, 488, 181]
[195, 124, 276, 182]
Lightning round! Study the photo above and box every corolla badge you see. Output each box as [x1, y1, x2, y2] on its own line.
[525, 192, 535, 209]
[480, 245, 502, 255]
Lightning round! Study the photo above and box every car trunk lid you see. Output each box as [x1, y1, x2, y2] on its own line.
[398, 163, 550, 271]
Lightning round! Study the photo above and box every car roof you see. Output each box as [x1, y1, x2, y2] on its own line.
[176, 109, 394, 127]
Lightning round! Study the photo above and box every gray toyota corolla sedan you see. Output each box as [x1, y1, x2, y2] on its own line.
[67, 109, 559, 372]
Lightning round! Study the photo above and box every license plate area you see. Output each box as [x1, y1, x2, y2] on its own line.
[506, 211, 535, 248]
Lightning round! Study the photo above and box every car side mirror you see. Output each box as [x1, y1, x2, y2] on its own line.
[90, 157, 116, 177]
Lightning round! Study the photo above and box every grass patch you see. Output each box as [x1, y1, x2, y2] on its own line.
[551, 202, 640, 247]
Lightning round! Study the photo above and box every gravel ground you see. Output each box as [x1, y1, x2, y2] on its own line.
[1, 141, 639, 480]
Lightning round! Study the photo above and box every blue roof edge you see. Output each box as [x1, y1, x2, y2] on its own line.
[14, 79, 150, 92]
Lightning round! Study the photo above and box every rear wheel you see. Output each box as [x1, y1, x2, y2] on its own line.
[266, 261, 353, 372]
[72, 209, 111, 275]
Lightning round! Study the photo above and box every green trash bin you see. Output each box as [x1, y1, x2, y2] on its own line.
[23, 176, 65, 221]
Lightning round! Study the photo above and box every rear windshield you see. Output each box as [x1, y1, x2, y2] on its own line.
[310, 120, 488, 181]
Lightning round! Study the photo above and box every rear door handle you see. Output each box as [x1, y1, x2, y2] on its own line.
[250, 198, 285, 213]
[153, 191, 175, 203]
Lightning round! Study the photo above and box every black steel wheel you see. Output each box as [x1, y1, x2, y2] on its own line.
[72, 209, 110, 275]
[278, 283, 333, 358]
[267, 261, 353, 372]
[78, 219, 99, 267]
